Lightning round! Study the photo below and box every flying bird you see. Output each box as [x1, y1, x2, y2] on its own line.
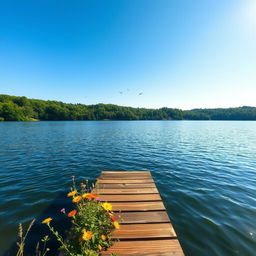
[119, 91, 123, 94]
[138, 92, 143, 96]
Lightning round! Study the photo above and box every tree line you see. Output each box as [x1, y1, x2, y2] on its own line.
[0, 94, 255, 121]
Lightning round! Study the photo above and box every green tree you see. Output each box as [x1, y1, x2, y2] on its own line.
[0, 102, 26, 121]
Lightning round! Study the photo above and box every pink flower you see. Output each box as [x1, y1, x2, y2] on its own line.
[96, 198, 101, 201]
[60, 208, 66, 213]
[71, 175, 75, 179]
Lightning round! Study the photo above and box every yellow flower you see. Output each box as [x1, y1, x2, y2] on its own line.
[42, 218, 52, 224]
[101, 235, 106, 241]
[98, 245, 102, 250]
[67, 190, 77, 197]
[113, 221, 120, 229]
[82, 230, 93, 241]
[72, 196, 82, 203]
[102, 202, 112, 211]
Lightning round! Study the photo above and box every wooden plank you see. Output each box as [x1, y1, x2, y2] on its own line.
[101, 171, 150, 174]
[97, 179, 154, 184]
[102, 253, 181, 256]
[112, 223, 177, 239]
[94, 188, 158, 194]
[100, 172, 151, 175]
[101, 240, 184, 256]
[117, 211, 170, 224]
[100, 174, 152, 179]
[100, 176, 152, 180]
[100, 171, 151, 175]
[111, 201, 165, 211]
[97, 183, 156, 189]
[99, 194, 161, 202]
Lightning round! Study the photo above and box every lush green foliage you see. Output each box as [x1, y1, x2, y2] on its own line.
[1, 94, 255, 121]
[191, 106, 256, 120]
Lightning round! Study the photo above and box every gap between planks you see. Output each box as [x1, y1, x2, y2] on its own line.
[97, 183, 156, 188]
[94, 188, 158, 194]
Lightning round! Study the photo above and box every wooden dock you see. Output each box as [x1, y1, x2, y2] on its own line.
[96, 171, 184, 256]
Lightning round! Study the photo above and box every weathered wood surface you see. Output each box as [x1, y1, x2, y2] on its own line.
[97, 183, 156, 188]
[97, 179, 154, 184]
[111, 201, 165, 211]
[97, 171, 184, 256]
[112, 223, 177, 239]
[101, 240, 184, 256]
[117, 211, 170, 224]
[99, 194, 161, 202]
[96, 188, 158, 194]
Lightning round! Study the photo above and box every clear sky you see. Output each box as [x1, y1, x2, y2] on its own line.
[0, 0, 255, 109]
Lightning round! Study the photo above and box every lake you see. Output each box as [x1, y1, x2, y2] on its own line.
[0, 121, 255, 256]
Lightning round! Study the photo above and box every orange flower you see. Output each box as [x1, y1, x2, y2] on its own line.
[113, 221, 120, 229]
[98, 245, 102, 250]
[67, 190, 77, 197]
[68, 209, 77, 217]
[42, 218, 52, 224]
[82, 230, 93, 241]
[91, 193, 98, 198]
[72, 196, 82, 203]
[101, 235, 106, 241]
[111, 216, 117, 222]
[82, 193, 89, 198]
[82, 193, 98, 200]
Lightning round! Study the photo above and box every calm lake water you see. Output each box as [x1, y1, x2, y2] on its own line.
[0, 121, 256, 256]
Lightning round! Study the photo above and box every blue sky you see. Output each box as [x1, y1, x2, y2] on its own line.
[0, 0, 255, 109]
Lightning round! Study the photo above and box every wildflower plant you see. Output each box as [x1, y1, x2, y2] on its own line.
[41, 177, 119, 256]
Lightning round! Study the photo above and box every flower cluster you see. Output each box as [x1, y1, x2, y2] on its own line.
[41, 178, 119, 256]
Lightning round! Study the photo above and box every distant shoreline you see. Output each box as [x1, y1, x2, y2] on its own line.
[1, 94, 256, 121]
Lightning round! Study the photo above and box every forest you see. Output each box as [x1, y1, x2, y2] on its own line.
[0, 94, 255, 121]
